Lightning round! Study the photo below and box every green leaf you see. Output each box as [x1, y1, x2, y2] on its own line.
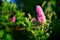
[0, 30, 5, 38]
[6, 34, 12, 40]
[42, 1, 47, 7]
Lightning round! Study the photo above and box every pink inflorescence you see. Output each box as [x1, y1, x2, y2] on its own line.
[36, 5, 46, 23]
[11, 16, 16, 23]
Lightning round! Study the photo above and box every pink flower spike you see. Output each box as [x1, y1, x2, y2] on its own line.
[11, 16, 16, 23]
[36, 5, 46, 23]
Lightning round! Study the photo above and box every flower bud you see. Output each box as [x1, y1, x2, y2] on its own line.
[36, 5, 46, 24]
[11, 16, 16, 23]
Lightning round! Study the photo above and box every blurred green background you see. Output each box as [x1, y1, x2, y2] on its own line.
[0, 0, 60, 40]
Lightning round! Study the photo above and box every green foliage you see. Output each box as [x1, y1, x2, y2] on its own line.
[0, 0, 57, 40]
[6, 34, 12, 40]
[0, 30, 5, 38]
